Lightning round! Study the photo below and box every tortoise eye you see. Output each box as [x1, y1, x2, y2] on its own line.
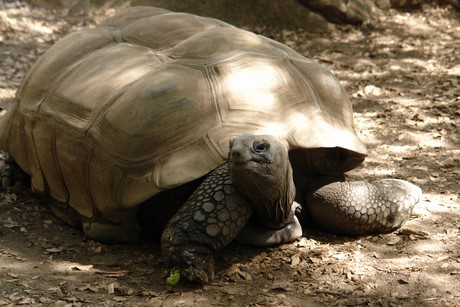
[254, 142, 269, 153]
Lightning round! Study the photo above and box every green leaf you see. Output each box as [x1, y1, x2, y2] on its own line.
[166, 267, 181, 286]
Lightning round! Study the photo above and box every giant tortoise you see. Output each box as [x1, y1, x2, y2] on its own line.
[0, 7, 421, 283]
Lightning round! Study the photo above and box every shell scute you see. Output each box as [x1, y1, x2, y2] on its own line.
[18, 28, 115, 114]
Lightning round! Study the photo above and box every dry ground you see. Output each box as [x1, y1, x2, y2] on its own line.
[0, 1, 459, 306]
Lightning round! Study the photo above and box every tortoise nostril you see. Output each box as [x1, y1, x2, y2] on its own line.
[232, 151, 241, 158]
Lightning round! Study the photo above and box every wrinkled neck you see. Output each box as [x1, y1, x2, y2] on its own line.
[230, 161, 296, 230]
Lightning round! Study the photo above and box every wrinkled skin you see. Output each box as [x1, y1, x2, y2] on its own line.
[228, 135, 297, 229]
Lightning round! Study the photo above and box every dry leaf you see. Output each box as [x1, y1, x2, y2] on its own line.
[221, 264, 252, 281]
[126, 288, 135, 295]
[71, 264, 93, 271]
[80, 284, 99, 293]
[141, 290, 161, 297]
[296, 238, 308, 247]
[221, 264, 240, 276]
[221, 288, 238, 295]
[436, 255, 450, 262]
[88, 241, 104, 254]
[18, 297, 35, 305]
[387, 237, 401, 245]
[238, 270, 252, 281]
[113, 296, 127, 302]
[291, 253, 301, 267]
[39, 297, 52, 304]
[45, 247, 63, 253]
[108, 282, 119, 295]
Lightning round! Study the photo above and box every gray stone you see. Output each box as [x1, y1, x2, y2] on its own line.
[299, 0, 380, 24]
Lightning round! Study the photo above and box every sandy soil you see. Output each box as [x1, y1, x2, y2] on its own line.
[0, 2, 459, 306]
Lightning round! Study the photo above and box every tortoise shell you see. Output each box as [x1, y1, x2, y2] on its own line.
[0, 6, 366, 224]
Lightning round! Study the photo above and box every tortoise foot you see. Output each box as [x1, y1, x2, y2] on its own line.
[160, 164, 253, 283]
[48, 198, 141, 243]
[236, 203, 303, 246]
[1, 155, 30, 189]
[307, 179, 422, 236]
[162, 240, 215, 284]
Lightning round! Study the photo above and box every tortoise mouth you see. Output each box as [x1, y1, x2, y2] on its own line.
[228, 150, 272, 166]
[228, 158, 272, 174]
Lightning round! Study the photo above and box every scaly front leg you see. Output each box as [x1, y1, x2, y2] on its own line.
[161, 164, 252, 283]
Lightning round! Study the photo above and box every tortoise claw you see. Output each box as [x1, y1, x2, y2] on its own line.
[179, 251, 215, 284]
[162, 241, 215, 284]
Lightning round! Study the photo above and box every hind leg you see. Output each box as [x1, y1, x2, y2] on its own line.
[1, 155, 30, 189]
[305, 179, 422, 236]
[48, 197, 141, 244]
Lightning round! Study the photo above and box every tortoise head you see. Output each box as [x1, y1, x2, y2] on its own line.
[228, 134, 296, 229]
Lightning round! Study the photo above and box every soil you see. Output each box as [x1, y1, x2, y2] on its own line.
[0, 2, 459, 306]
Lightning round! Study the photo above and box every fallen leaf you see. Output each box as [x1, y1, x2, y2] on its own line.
[309, 257, 321, 264]
[141, 290, 161, 297]
[126, 288, 135, 295]
[291, 253, 301, 267]
[71, 264, 93, 271]
[108, 282, 118, 294]
[113, 296, 127, 302]
[88, 241, 104, 254]
[296, 237, 308, 247]
[271, 287, 289, 293]
[238, 270, 252, 281]
[39, 297, 52, 304]
[221, 263, 252, 281]
[45, 247, 63, 253]
[333, 252, 348, 260]
[221, 264, 240, 276]
[18, 297, 35, 305]
[440, 263, 449, 269]
[436, 255, 450, 262]
[2, 217, 18, 228]
[7, 272, 19, 278]
[387, 237, 401, 245]
[80, 284, 99, 293]
[221, 288, 238, 295]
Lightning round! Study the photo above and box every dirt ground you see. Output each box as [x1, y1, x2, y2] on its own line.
[0, 1, 459, 306]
